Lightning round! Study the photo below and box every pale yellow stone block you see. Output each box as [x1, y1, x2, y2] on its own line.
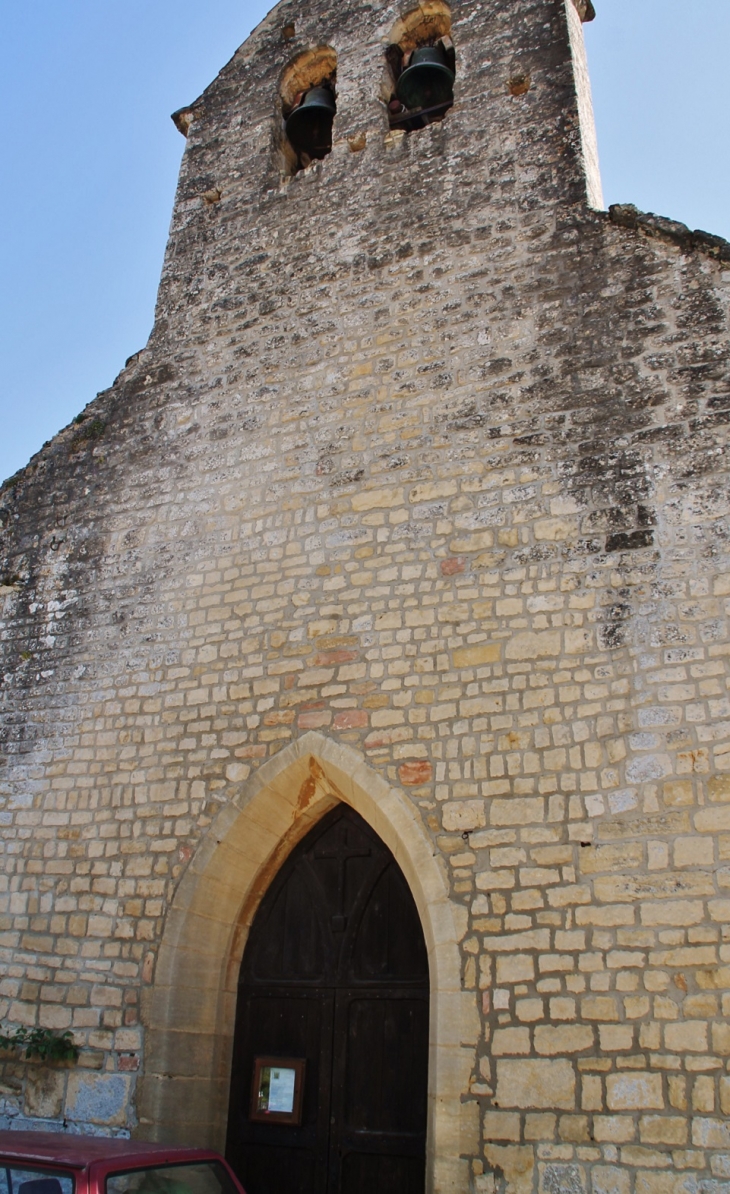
[580, 842, 642, 874]
[636, 1177, 699, 1194]
[497, 955, 535, 984]
[351, 486, 404, 511]
[695, 806, 730, 832]
[692, 1118, 730, 1148]
[488, 928, 551, 953]
[598, 1024, 633, 1051]
[496, 1059, 575, 1110]
[453, 643, 501, 667]
[492, 1027, 531, 1055]
[674, 836, 713, 867]
[592, 1164, 631, 1194]
[559, 1114, 589, 1142]
[483, 1110, 521, 1141]
[534, 517, 579, 541]
[490, 797, 544, 826]
[665, 1020, 707, 1052]
[692, 1074, 715, 1113]
[663, 779, 694, 807]
[594, 873, 714, 901]
[505, 631, 561, 660]
[606, 1072, 663, 1111]
[684, 993, 718, 1018]
[482, 1145, 534, 1194]
[533, 1025, 593, 1055]
[524, 1112, 556, 1141]
[409, 481, 457, 503]
[709, 775, 730, 802]
[593, 1115, 636, 1143]
[565, 628, 592, 653]
[550, 997, 576, 1020]
[640, 899, 704, 926]
[582, 995, 619, 1021]
[449, 530, 494, 552]
[475, 870, 516, 890]
[442, 801, 486, 831]
[516, 999, 544, 1023]
[709, 899, 730, 922]
[639, 1115, 687, 1145]
[25, 1070, 67, 1119]
[581, 1075, 603, 1112]
[668, 1075, 687, 1111]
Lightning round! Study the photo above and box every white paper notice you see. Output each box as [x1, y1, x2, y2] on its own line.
[266, 1067, 296, 1113]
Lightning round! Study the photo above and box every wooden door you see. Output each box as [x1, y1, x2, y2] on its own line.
[226, 804, 429, 1194]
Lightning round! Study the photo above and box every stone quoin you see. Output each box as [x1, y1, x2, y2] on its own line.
[1, 0, 729, 1191]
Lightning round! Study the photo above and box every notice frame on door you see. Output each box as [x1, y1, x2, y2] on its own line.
[250, 1056, 306, 1125]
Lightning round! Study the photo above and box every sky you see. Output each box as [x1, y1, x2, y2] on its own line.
[1, 0, 728, 485]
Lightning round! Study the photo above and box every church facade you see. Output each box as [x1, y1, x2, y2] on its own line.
[2, 1, 730, 1191]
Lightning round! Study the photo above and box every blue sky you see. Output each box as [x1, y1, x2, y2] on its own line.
[1, 0, 728, 484]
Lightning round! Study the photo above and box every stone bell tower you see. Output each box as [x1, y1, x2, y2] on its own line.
[1, 1, 730, 1193]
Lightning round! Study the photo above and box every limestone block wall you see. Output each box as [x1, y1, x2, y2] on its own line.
[1, 0, 730, 1189]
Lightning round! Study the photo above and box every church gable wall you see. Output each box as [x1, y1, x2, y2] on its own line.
[1, 1, 730, 1188]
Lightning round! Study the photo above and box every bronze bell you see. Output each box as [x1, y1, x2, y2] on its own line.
[285, 86, 336, 160]
[396, 45, 455, 113]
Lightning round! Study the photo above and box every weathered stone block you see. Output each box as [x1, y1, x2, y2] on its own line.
[483, 1110, 521, 1142]
[591, 1165, 631, 1194]
[24, 1069, 67, 1119]
[533, 1025, 593, 1055]
[496, 1060, 575, 1110]
[606, 1073, 663, 1111]
[639, 1115, 688, 1145]
[65, 1071, 131, 1126]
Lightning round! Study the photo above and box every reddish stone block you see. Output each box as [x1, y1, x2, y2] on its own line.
[313, 649, 359, 666]
[297, 710, 333, 730]
[441, 557, 466, 576]
[333, 709, 369, 730]
[398, 761, 433, 786]
[263, 709, 296, 725]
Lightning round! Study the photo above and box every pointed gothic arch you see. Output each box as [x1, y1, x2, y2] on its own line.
[137, 732, 476, 1194]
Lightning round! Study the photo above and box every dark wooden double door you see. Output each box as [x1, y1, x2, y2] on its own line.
[226, 805, 430, 1194]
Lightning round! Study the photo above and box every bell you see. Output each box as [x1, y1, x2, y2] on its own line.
[285, 86, 336, 159]
[396, 45, 455, 113]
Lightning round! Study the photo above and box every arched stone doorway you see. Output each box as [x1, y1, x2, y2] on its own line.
[138, 733, 476, 1194]
[226, 803, 430, 1194]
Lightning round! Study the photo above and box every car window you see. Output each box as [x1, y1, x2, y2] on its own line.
[107, 1163, 237, 1194]
[0, 1167, 74, 1194]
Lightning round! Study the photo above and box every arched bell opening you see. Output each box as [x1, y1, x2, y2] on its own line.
[225, 802, 430, 1194]
[279, 47, 338, 175]
[384, 2, 456, 134]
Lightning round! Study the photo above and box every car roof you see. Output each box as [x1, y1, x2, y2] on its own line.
[0, 1132, 223, 1171]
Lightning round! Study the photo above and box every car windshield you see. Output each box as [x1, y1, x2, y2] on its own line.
[0, 1166, 75, 1194]
[107, 1163, 237, 1194]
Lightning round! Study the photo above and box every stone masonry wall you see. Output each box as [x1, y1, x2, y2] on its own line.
[1, 0, 730, 1189]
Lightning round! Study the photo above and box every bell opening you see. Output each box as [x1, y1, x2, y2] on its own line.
[386, 36, 455, 132]
[284, 81, 337, 172]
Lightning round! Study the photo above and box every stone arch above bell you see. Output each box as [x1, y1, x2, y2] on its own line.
[387, 0, 452, 55]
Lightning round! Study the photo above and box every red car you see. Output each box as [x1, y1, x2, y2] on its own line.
[0, 1133, 245, 1194]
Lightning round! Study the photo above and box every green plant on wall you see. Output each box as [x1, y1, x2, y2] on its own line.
[0, 1026, 79, 1063]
